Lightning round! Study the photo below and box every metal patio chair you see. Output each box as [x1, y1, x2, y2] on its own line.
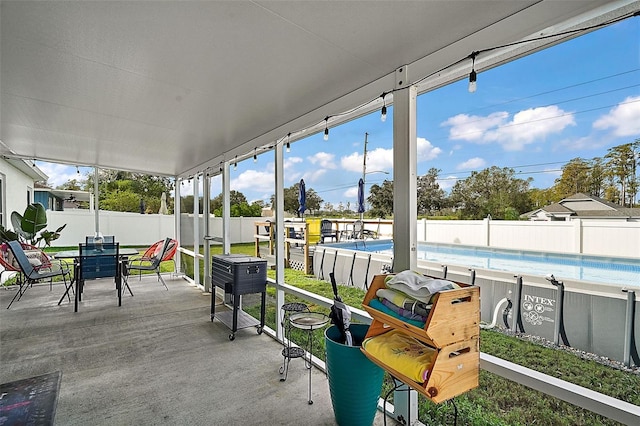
[5, 241, 72, 309]
[126, 238, 175, 290]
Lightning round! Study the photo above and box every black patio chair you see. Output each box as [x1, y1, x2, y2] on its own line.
[320, 219, 338, 243]
[6, 241, 72, 309]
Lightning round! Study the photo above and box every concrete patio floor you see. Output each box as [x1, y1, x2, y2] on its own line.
[1, 274, 391, 425]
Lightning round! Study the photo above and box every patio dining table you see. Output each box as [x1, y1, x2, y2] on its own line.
[54, 248, 140, 312]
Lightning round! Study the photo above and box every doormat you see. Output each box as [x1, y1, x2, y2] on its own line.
[0, 371, 61, 426]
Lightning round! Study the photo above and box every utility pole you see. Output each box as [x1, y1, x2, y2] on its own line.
[362, 132, 368, 183]
[361, 133, 368, 220]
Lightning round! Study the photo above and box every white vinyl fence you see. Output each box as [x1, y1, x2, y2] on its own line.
[43, 211, 640, 258]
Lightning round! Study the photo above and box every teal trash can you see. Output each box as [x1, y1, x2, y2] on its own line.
[325, 324, 384, 426]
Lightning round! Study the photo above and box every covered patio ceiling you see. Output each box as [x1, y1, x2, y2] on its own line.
[1, 1, 638, 179]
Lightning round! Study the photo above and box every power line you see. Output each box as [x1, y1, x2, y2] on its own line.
[458, 69, 640, 115]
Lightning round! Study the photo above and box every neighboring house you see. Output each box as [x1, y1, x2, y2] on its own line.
[0, 157, 48, 229]
[34, 183, 91, 211]
[523, 193, 640, 221]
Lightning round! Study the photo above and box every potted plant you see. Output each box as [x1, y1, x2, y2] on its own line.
[0, 203, 66, 247]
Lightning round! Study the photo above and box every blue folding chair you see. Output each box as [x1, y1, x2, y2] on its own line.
[76, 242, 123, 312]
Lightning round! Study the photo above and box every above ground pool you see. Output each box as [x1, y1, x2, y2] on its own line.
[328, 240, 640, 286]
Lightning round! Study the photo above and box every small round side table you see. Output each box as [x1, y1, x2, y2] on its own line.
[289, 312, 330, 405]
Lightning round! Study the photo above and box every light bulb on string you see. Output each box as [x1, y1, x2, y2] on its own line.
[468, 52, 478, 93]
[233, 156, 238, 170]
[380, 92, 387, 122]
[286, 133, 291, 152]
[253, 148, 257, 163]
[323, 117, 329, 141]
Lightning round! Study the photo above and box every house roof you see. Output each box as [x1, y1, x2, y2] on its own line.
[2, 1, 637, 178]
[524, 192, 640, 219]
[4, 158, 49, 182]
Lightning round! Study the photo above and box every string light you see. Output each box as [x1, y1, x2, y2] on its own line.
[468, 52, 478, 93]
[76, 166, 80, 175]
[253, 148, 257, 163]
[233, 156, 238, 170]
[216, 13, 633, 166]
[323, 117, 329, 141]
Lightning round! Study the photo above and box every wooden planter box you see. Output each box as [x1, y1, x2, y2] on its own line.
[361, 274, 480, 403]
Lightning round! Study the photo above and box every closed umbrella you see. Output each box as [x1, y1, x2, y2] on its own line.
[298, 179, 306, 218]
[357, 178, 365, 217]
[357, 178, 365, 213]
[159, 192, 168, 215]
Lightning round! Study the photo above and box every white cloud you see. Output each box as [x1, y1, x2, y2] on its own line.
[340, 146, 393, 173]
[305, 168, 328, 183]
[442, 112, 508, 142]
[344, 186, 358, 198]
[442, 106, 575, 151]
[486, 106, 575, 150]
[339, 138, 440, 172]
[437, 175, 458, 191]
[593, 96, 640, 137]
[232, 170, 274, 193]
[456, 157, 486, 170]
[285, 157, 303, 168]
[417, 137, 442, 161]
[37, 163, 82, 188]
[307, 152, 337, 169]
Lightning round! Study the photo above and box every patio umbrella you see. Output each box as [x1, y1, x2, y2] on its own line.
[159, 192, 168, 215]
[298, 179, 306, 218]
[357, 178, 365, 215]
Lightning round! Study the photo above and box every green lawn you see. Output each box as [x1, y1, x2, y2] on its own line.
[239, 266, 639, 426]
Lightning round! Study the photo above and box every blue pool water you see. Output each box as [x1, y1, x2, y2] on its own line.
[330, 240, 640, 286]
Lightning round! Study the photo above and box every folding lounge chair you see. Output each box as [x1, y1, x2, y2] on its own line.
[5, 241, 72, 309]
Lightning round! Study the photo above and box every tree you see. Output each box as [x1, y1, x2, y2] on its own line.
[270, 183, 323, 216]
[604, 141, 639, 207]
[56, 178, 83, 191]
[87, 170, 174, 213]
[553, 158, 591, 199]
[368, 180, 394, 218]
[528, 188, 557, 209]
[211, 190, 248, 213]
[417, 168, 447, 216]
[449, 166, 533, 219]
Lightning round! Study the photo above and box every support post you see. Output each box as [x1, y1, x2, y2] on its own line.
[623, 289, 636, 367]
[174, 177, 182, 274]
[275, 143, 286, 342]
[203, 171, 211, 293]
[193, 174, 200, 287]
[222, 162, 231, 255]
[392, 65, 417, 272]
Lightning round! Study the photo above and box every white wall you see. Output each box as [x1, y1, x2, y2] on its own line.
[0, 158, 33, 229]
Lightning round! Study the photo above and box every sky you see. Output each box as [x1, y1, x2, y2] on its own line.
[38, 18, 640, 208]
